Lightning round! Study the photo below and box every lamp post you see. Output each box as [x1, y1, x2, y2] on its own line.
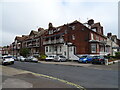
[66, 23, 72, 60]
[15, 40, 17, 58]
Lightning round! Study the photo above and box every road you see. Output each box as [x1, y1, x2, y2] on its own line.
[8, 61, 118, 88]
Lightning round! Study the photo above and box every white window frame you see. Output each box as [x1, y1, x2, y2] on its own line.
[72, 35, 75, 40]
[91, 44, 96, 53]
[46, 46, 48, 52]
[48, 30, 53, 34]
[72, 26, 75, 30]
[91, 33, 94, 40]
[59, 46, 62, 52]
[92, 28, 96, 32]
[49, 46, 51, 52]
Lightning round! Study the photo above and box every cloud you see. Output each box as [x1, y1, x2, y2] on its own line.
[1, 1, 118, 46]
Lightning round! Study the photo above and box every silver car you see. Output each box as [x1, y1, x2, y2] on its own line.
[26, 56, 38, 63]
[54, 55, 67, 62]
[17, 56, 26, 62]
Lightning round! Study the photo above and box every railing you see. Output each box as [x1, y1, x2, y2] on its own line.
[43, 38, 64, 45]
[27, 43, 39, 47]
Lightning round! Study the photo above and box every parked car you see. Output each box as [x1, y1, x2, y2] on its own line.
[2, 55, 14, 65]
[17, 56, 26, 62]
[54, 55, 67, 62]
[25, 56, 38, 62]
[0, 56, 2, 64]
[92, 56, 107, 64]
[78, 55, 93, 63]
[12, 56, 17, 61]
[45, 55, 56, 61]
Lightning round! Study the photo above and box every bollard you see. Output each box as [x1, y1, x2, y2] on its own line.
[105, 59, 108, 65]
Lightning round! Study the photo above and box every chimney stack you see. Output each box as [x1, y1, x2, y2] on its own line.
[88, 19, 94, 26]
[48, 22, 53, 29]
[107, 33, 112, 38]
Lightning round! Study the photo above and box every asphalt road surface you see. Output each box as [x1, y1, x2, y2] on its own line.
[8, 61, 118, 88]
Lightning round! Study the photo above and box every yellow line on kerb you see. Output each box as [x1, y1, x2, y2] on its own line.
[31, 72, 85, 90]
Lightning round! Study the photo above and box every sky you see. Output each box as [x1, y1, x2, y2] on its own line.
[0, 0, 119, 46]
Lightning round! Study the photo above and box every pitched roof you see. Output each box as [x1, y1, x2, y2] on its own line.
[37, 29, 47, 36]
[29, 30, 38, 36]
[91, 22, 101, 28]
[15, 36, 23, 42]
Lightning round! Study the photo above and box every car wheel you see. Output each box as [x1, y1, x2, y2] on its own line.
[100, 62, 103, 65]
[85, 61, 88, 64]
[11, 61, 14, 64]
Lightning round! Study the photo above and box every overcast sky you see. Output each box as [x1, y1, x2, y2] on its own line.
[0, 0, 119, 46]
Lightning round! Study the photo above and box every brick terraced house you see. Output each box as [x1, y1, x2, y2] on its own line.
[6, 19, 120, 59]
[21, 28, 46, 56]
[43, 19, 111, 60]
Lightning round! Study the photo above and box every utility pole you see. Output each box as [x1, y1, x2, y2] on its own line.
[67, 23, 70, 60]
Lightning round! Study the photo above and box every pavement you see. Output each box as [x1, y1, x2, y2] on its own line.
[1, 65, 81, 89]
[38, 60, 119, 71]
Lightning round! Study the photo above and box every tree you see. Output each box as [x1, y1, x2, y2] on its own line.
[115, 52, 120, 59]
[20, 48, 30, 57]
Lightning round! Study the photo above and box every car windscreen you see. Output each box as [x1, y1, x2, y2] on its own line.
[49, 56, 54, 58]
[59, 56, 66, 58]
[80, 56, 87, 58]
[4, 56, 12, 59]
[93, 56, 100, 58]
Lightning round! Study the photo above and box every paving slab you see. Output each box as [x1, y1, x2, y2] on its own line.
[1, 65, 81, 88]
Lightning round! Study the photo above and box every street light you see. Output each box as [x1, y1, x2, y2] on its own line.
[15, 40, 17, 58]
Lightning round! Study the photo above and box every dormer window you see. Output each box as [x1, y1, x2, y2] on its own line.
[92, 28, 96, 32]
[72, 26, 75, 30]
[48, 30, 53, 34]
[72, 35, 75, 40]
[65, 30, 67, 34]
[57, 28, 61, 31]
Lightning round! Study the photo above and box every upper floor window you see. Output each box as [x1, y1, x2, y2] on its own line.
[54, 46, 57, 51]
[57, 28, 61, 31]
[65, 30, 67, 34]
[49, 46, 51, 52]
[91, 44, 96, 53]
[72, 35, 75, 40]
[72, 26, 75, 30]
[48, 30, 53, 34]
[91, 33, 94, 40]
[92, 28, 96, 32]
[96, 36, 99, 40]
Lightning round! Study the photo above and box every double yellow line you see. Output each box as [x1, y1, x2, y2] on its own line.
[31, 72, 85, 90]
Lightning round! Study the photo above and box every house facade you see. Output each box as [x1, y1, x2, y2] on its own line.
[0, 47, 2, 55]
[6, 19, 120, 59]
[2, 46, 10, 55]
[107, 33, 120, 56]
[21, 28, 46, 56]
[43, 19, 110, 60]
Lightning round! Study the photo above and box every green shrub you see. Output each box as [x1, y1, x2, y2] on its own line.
[39, 54, 47, 60]
[110, 56, 116, 58]
[115, 52, 120, 59]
